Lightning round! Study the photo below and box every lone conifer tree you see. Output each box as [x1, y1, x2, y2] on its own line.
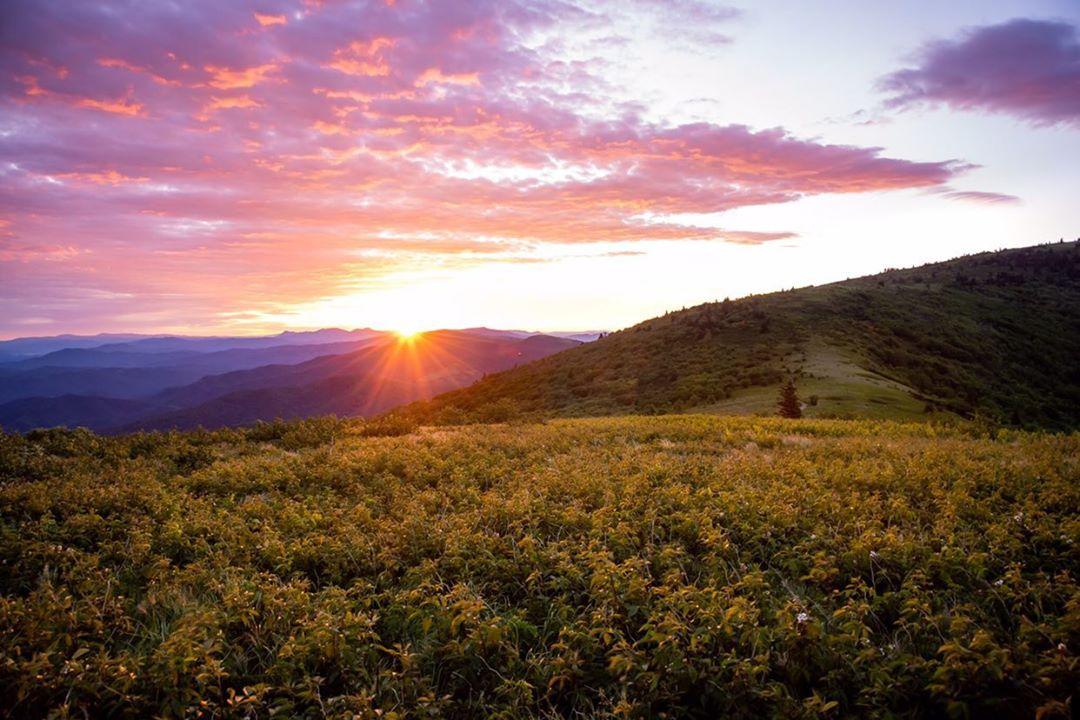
[778, 379, 802, 418]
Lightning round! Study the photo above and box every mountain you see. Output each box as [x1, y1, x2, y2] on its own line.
[0, 338, 392, 403]
[0, 333, 389, 371]
[0, 328, 384, 365]
[0, 330, 580, 432]
[0, 365, 218, 404]
[84, 328, 383, 354]
[402, 241, 1080, 430]
[1, 348, 208, 370]
[0, 333, 162, 361]
[126, 331, 580, 431]
[0, 395, 157, 431]
[547, 331, 606, 343]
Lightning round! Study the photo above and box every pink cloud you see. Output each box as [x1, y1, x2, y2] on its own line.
[0, 239, 85, 263]
[879, 19, 1080, 127]
[939, 190, 1021, 205]
[716, 230, 798, 245]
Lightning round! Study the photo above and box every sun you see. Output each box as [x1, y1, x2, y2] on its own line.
[392, 324, 425, 341]
[384, 311, 433, 341]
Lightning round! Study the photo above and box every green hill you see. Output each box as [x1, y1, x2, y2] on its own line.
[404, 241, 1080, 430]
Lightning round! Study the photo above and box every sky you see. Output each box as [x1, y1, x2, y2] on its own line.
[1, 0, 1078, 338]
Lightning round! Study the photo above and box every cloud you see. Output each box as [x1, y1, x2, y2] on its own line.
[199, 95, 263, 119]
[938, 189, 1021, 205]
[879, 18, 1080, 127]
[327, 38, 394, 77]
[0, 0, 970, 334]
[715, 230, 798, 245]
[254, 12, 287, 27]
[75, 95, 146, 116]
[204, 63, 279, 89]
[415, 68, 481, 87]
[0, 240, 84, 262]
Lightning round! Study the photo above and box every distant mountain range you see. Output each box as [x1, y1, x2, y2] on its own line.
[0, 328, 586, 432]
[0, 328, 381, 362]
[401, 241, 1080, 431]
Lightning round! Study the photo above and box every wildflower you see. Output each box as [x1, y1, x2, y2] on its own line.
[796, 612, 810, 624]
[869, 550, 880, 560]
[994, 579, 1004, 587]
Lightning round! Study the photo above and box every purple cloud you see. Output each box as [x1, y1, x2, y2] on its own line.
[939, 190, 1021, 205]
[879, 18, 1080, 127]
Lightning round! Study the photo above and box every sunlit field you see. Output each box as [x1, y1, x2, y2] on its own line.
[1, 415, 1076, 718]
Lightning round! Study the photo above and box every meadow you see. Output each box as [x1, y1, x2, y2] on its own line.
[0, 415, 1077, 718]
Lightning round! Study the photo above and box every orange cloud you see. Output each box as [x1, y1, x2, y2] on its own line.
[16, 75, 47, 97]
[204, 63, 278, 89]
[254, 12, 287, 26]
[312, 120, 349, 135]
[207, 95, 262, 110]
[76, 95, 145, 116]
[328, 59, 389, 76]
[198, 95, 262, 120]
[416, 68, 480, 87]
[98, 57, 181, 85]
[16, 74, 144, 116]
[327, 37, 394, 76]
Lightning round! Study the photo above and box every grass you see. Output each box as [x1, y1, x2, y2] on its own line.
[1, 415, 1077, 718]
[688, 341, 940, 421]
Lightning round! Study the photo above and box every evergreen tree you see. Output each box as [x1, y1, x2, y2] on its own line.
[778, 379, 802, 418]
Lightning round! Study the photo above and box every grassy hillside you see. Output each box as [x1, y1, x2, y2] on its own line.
[403, 241, 1080, 430]
[0, 416, 1076, 718]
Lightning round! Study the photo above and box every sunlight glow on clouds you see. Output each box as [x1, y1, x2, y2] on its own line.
[0, 0, 1075, 336]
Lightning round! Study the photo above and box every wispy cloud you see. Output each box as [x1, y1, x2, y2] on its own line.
[938, 190, 1021, 206]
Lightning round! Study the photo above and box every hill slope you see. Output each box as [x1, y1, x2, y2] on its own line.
[404, 241, 1080, 430]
